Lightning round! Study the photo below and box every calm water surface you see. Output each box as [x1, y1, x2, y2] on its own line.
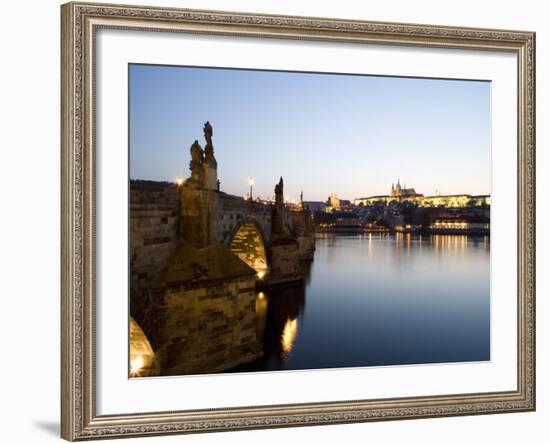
[237, 233, 490, 372]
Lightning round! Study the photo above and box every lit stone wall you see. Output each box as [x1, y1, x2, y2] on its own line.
[180, 184, 219, 249]
[130, 182, 180, 293]
[268, 239, 302, 285]
[422, 195, 470, 208]
[153, 275, 261, 375]
[296, 235, 316, 261]
[289, 210, 316, 261]
[130, 181, 181, 352]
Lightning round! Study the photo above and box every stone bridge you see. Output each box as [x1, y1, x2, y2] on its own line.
[129, 122, 315, 376]
[179, 121, 313, 283]
[216, 194, 273, 278]
[204, 191, 300, 280]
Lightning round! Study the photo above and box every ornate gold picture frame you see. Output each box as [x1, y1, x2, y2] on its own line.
[61, 2, 535, 440]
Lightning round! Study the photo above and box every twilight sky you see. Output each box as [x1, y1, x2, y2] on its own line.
[129, 64, 491, 202]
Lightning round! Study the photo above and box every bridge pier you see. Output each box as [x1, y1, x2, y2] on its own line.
[297, 234, 316, 261]
[263, 241, 302, 285]
[149, 242, 262, 376]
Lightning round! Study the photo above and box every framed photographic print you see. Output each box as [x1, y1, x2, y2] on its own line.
[61, 1, 536, 440]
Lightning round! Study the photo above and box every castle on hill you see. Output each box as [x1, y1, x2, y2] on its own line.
[354, 179, 490, 208]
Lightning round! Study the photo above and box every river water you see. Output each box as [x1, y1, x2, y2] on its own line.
[236, 233, 491, 372]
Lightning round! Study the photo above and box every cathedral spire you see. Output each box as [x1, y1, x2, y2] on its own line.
[395, 178, 402, 197]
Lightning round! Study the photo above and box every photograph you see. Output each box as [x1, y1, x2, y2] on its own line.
[57, 2, 536, 439]
[128, 64, 492, 377]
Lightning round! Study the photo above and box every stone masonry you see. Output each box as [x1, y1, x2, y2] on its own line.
[151, 242, 261, 375]
[130, 181, 180, 295]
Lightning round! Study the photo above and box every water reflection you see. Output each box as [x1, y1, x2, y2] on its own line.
[281, 318, 298, 356]
[233, 233, 490, 372]
[233, 281, 306, 372]
[255, 291, 268, 340]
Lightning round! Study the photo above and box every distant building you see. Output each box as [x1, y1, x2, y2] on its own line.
[303, 201, 327, 213]
[339, 199, 353, 209]
[427, 215, 490, 234]
[325, 193, 354, 212]
[391, 179, 422, 199]
[328, 193, 340, 210]
[421, 194, 490, 208]
[354, 180, 490, 208]
[317, 211, 362, 233]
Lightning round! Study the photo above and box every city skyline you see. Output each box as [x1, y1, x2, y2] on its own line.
[130, 64, 491, 202]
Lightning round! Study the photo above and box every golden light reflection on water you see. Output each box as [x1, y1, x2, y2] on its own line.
[389, 233, 489, 263]
[281, 318, 298, 356]
[368, 233, 372, 258]
[433, 234, 467, 255]
[255, 292, 268, 339]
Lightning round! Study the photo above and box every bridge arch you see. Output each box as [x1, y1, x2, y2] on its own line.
[129, 317, 160, 377]
[227, 217, 269, 279]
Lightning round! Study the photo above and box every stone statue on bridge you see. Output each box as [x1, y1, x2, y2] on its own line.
[189, 140, 204, 185]
[272, 177, 285, 236]
[187, 122, 218, 189]
[275, 177, 284, 206]
[190, 140, 204, 164]
[203, 121, 213, 147]
[203, 121, 217, 185]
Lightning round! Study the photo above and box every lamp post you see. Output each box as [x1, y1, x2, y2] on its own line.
[248, 177, 254, 201]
